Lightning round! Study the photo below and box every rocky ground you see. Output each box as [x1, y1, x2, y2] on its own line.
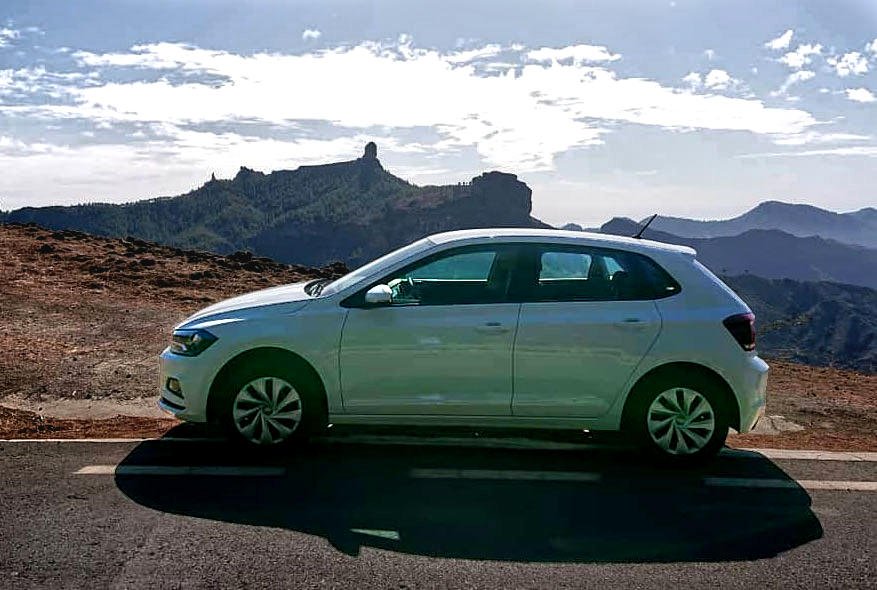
[1, 222, 875, 449]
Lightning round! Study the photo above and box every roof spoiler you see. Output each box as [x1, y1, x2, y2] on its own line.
[633, 213, 658, 239]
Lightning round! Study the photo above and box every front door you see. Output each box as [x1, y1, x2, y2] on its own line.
[512, 245, 663, 417]
[339, 245, 521, 415]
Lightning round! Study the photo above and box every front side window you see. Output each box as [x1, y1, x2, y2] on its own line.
[321, 237, 435, 296]
[362, 246, 519, 306]
[522, 245, 679, 302]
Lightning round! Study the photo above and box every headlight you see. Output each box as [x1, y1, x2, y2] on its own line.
[170, 329, 217, 356]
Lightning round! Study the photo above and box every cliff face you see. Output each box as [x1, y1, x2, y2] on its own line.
[246, 169, 546, 267]
[3, 147, 545, 266]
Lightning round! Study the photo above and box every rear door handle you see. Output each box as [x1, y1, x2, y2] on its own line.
[476, 322, 510, 334]
[614, 317, 648, 328]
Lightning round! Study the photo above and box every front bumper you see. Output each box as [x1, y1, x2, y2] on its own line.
[157, 347, 213, 423]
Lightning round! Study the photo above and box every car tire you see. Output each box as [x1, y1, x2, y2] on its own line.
[215, 354, 325, 447]
[626, 371, 729, 464]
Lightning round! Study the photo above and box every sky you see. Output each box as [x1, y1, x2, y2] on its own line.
[1, 0, 876, 226]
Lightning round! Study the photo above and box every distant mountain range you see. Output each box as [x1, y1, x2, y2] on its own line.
[1, 144, 545, 267]
[600, 218, 877, 290]
[723, 275, 876, 373]
[2, 145, 874, 288]
[646, 201, 877, 249]
[2, 147, 874, 372]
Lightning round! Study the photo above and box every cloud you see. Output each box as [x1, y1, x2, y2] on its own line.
[301, 29, 321, 41]
[703, 49, 716, 61]
[74, 43, 197, 69]
[0, 131, 386, 209]
[867, 38, 877, 55]
[772, 70, 815, 97]
[703, 69, 736, 90]
[828, 52, 869, 77]
[0, 38, 820, 173]
[845, 88, 875, 103]
[0, 27, 21, 48]
[779, 43, 822, 69]
[526, 44, 620, 63]
[683, 69, 741, 91]
[681, 72, 702, 87]
[765, 29, 794, 51]
[771, 131, 870, 146]
[444, 43, 503, 64]
[740, 145, 877, 158]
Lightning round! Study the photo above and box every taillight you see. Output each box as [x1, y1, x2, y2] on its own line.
[723, 313, 756, 351]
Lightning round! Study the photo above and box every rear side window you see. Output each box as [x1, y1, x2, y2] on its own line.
[521, 245, 680, 302]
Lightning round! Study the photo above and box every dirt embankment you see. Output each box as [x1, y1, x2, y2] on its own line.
[1, 222, 874, 449]
[0, 223, 341, 409]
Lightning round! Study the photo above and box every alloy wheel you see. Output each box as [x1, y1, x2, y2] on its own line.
[232, 376, 302, 444]
[646, 387, 716, 455]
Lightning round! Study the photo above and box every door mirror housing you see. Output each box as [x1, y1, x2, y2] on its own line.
[364, 284, 393, 305]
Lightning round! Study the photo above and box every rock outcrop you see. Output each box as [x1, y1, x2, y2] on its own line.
[3, 144, 546, 267]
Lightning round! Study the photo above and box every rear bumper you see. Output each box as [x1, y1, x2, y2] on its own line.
[732, 355, 769, 433]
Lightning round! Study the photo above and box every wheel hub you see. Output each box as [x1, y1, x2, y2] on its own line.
[232, 376, 302, 445]
[646, 387, 716, 455]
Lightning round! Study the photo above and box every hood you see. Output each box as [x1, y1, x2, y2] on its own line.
[181, 282, 313, 325]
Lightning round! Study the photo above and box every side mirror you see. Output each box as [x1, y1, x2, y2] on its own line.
[364, 284, 393, 305]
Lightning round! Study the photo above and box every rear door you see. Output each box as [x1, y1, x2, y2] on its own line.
[512, 244, 665, 417]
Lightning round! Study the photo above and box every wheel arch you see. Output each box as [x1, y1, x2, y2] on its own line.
[620, 361, 741, 432]
[206, 346, 329, 426]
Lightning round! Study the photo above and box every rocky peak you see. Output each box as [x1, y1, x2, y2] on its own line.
[467, 171, 533, 221]
[363, 141, 378, 160]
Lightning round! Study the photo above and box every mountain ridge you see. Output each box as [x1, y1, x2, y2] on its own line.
[1, 145, 547, 267]
[644, 200, 877, 248]
[600, 217, 877, 290]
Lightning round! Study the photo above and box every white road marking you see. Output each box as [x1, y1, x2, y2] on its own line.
[704, 477, 877, 492]
[727, 448, 877, 462]
[351, 528, 401, 540]
[74, 465, 285, 476]
[4, 437, 876, 462]
[410, 468, 602, 482]
[0, 437, 217, 443]
[69, 463, 877, 491]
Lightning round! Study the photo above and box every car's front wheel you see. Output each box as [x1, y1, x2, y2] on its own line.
[216, 355, 324, 446]
[627, 372, 729, 463]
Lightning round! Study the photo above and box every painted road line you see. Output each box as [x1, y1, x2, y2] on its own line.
[704, 477, 877, 492]
[0, 437, 219, 443]
[410, 468, 602, 482]
[4, 437, 877, 462]
[727, 448, 877, 462]
[74, 465, 285, 476]
[351, 529, 401, 541]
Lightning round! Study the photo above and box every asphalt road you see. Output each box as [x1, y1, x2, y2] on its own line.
[1, 434, 875, 589]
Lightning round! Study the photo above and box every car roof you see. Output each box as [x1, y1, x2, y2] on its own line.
[426, 228, 697, 257]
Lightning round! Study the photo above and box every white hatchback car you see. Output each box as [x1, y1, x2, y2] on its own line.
[159, 228, 767, 462]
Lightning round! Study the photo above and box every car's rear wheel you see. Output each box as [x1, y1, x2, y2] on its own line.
[627, 373, 729, 463]
[216, 356, 324, 446]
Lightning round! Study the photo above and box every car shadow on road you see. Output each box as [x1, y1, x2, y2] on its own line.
[114, 436, 823, 563]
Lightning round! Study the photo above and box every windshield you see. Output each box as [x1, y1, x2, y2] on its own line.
[320, 237, 435, 296]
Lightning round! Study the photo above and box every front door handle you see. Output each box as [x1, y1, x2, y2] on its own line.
[476, 322, 510, 334]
